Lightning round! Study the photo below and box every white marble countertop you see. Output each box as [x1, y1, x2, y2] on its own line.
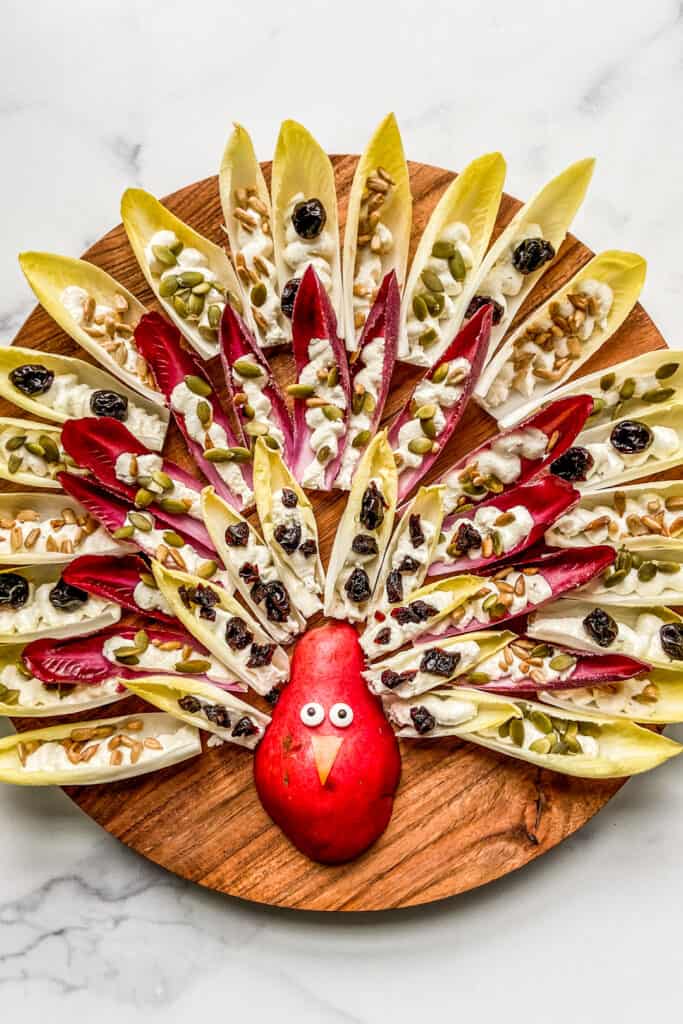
[1, 0, 682, 1019]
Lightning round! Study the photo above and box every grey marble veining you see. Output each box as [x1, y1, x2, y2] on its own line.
[1, 0, 683, 1020]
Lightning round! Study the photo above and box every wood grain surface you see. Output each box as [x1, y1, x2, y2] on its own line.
[6, 156, 666, 911]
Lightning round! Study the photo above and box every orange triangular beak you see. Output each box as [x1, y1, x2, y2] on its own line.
[310, 734, 343, 786]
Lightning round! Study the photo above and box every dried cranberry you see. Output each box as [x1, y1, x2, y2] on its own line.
[247, 642, 275, 668]
[292, 198, 326, 239]
[398, 555, 420, 573]
[660, 623, 683, 661]
[10, 363, 54, 397]
[610, 420, 653, 455]
[408, 514, 425, 548]
[381, 669, 417, 690]
[385, 570, 403, 605]
[281, 488, 298, 508]
[225, 616, 254, 650]
[90, 390, 128, 421]
[344, 567, 371, 603]
[420, 648, 460, 677]
[410, 705, 436, 735]
[281, 278, 301, 318]
[359, 481, 387, 531]
[466, 295, 504, 324]
[352, 534, 379, 556]
[374, 626, 392, 645]
[239, 562, 260, 585]
[582, 607, 618, 648]
[49, 578, 88, 611]
[232, 716, 258, 737]
[178, 694, 201, 714]
[551, 446, 594, 482]
[264, 581, 290, 622]
[453, 521, 482, 555]
[225, 522, 249, 546]
[0, 572, 29, 608]
[299, 539, 317, 558]
[264, 688, 280, 706]
[512, 238, 555, 274]
[250, 580, 268, 605]
[274, 521, 302, 554]
[204, 704, 231, 728]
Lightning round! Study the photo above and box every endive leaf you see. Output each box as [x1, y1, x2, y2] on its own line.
[151, 561, 289, 695]
[383, 686, 520, 737]
[399, 151, 505, 367]
[0, 563, 120, 643]
[219, 123, 289, 348]
[324, 431, 397, 621]
[363, 630, 515, 698]
[18, 251, 160, 403]
[124, 675, 269, 750]
[540, 668, 683, 725]
[63, 553, 178, 625]
[470, 157, 596, 365]
[342, 113, 412, 350]
[0, 346, 168, 451]
[201, 486, 305, 643]
[252, 438, 324, 616]
[271, 119, 343, 325]
[578, 549, 683, 607]
[0, 416, 76, 490]
[0, 713, 201, 786]
[121, 188, 246, 360]
[370, 484, 444, 613]
[476, 250, 647, 426]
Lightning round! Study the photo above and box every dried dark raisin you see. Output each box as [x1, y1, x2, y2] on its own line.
[410, 705, 436, 735]
[247, 642, 275, 668]
[352, 534, 379, 556]
[292, 198, 326, 239]
[374, 626, 392, 645]
[359, 481, 387, 531]
[178, 584, 193, 608]
[199, 606, 216, 622]
[551, 446, 594, 482]
[385, 570, 403, 605]
[397, 555, 420, 573]
[9, 364, 54, 397]
[512, 238, 555, 274]
[274, 521, 302, 554]
[204, 703, 231, 728]
[660, 623, 683, 661]
[49, 578, 88, 611]
[232, 716, 258, 737]
[264, 581, 290, 622]
[281, 488, 298, 508]
[264, 687, 280, 706]
[452, 521, 482, 555]
[178, 694, 201, 714]
[420, 648, 460, 677]
[225, 522, 249, 546]
[299, 539, 317, 558]
[225, 616, 254, 650]
[610, 419, 653, 455]
[90, 390, 128, 420]
[381, 668, 417, 690]
[250, 579, 268, 604]
[189, 584, 218, 610]
[466, 295, 505, 324]
[344, 567, 371, 603]
[409, 600, 436, 622]
[408, 514, 425, 548]
[0, 572, 29, 608]
[583, 607, 618, 648]
[281, 277, 301, 319]
[239, 562, 260, 585]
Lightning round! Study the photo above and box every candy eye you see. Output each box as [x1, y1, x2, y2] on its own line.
[300, 702, 324, 727]
[329, 702, 353, 728]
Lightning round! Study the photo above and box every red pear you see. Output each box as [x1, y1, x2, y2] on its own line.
[254, 622, 401, 864]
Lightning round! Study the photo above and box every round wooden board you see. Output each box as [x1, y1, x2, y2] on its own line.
[7, 156, 667, 912]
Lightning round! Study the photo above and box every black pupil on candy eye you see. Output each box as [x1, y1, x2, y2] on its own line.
[337, 709, 347, 720]
[306, 706, 317, 717]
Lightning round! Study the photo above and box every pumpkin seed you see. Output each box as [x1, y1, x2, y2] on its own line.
[250, 282, 267, 307]
[551, 740, 569, 755]
[163, 531, 185, 548]
[352, 391, 366, 415]
[245, 421, 268, 437]
[264, 435, 280, 451]
[637, 560, 657, 582]
[364, 393, 376, 414]
[184, 374, 212, 397]
[421, 417, 437, 440]
[498, 720, 510, 738]
[578, 721, 601, 738]
[618, 378, 636, 400]
[134, 488, 154, 508]
[407, 437, 433, 456]
[615, 548, 633, 573]
[202, 448, 232, 462]
[589, 397, 606, 417]
[114, 651, 140, 666]
[432, 363, 449, 384]
[352, 430, 371, 449]
[152, 470, 173, 491]
[316, 445, 331, 464]
[159, 276, 179, 298]
[152, 244, 178, 267]
[129, 511, 154, 532]
[529, 736, 553, 754]
[416, 404, 437, 421]
[175, 658, 212, 674]
[2, 689, 20, 706]
[600, 372, 616, 392]
[242, 403, 255, 420]
[322, 405, 343, 421]
[423, 292, 444, 316]
[134, 630, 149, 652]
[196, 560, 218, 579]
[178, 271, 204, 288]
[491, 530, 503, 557]
[412, 295, 428, 321]
[656, 362, 679, 380]
[549, 654, 576, 672]
[529, 644, 551, 659]
[482, 593, 499, 612]
[287, 383, 316, 399]
[603, 568, 627, 588]
[431, 240, 456, 260]
[448, 251, 466, 282]
[25, 442, 45, 458]
[207, 304, 222, 329]
[192, 281, 212, 295]
[5, 435, 26, 452]
[113, 525, 135, 539]
[564, 737, 582, 754]
[38, 435, 60, 463]
[158, 498, 188, 514]
[139, 571, 157, 588]
[657, 561, 680, 574]
[419, 327, 438, 348]
[173, 295, 189, 318]
[467, 672, 491, 684]
[199, 326, 219, 347]
[509, 719, 525, 747]
[188, 293, 205, 317]
[421, 269, 444, 293]
[196, 401, 212, 426]
[529, 710, 553, 733]
[327, 366, 339, 388]
[233, 358, 263, 379]
[642, 387, 675, 404]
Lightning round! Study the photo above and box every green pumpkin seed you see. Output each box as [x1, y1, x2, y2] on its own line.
[134, 630, 150, 652]
[2, 689, 20, 706]
[448, 251, 466, 282]
[192, 281, 212, 296]
[364, 393, 376, 414]
[467, 672, 491, 684]
[322, 404, 343, 421]
[656, 362, 679, 380]
[491, 530, 503, 557]
[202, 448, 231, 462]
[431, 240, 456, 260]
[199, 327, 219, 347]
[113, 647, 140, 664]
[618, 378, 636, 400]
[134, 488, 154, 508]
[5, 434, 26, 452]
[264, 435, 280, 451]
[25, 442, 45, 458]
[548, 654, 576, 672]
[630, 551, 644, 568]
[184, 374, 212, 397]
[615, 548, 633, 573]
[600, 372, 616, 392]
[129, 511, 154, 532]
[38, 435, 60, 463]
[222, 446, 252, 463]
[327, 366, 339, 388]
[415, 404, 437, 421]
[589, 397, 606, 418]
[422, 291, 444, 316]
[529, 736, 553, 754]
[509, 719, 525, 747]
[139, 571, 157, 588]
[412, 295, 428, 321]
[578, 721, 601, 738]
[529, 710, 553, 734]
[419, 327, 438, 348]
[113, 525, 135, 539]
[603, 568, 627, 588]
[637, 561, 657, 582]
[163, 531, 185, 548]
[551, 740, 569, 755]
[188, 293, 205, 317]
[196, 560, 218, 579]
[421, 268, 444, 293]
[408, 437, 433, 456]
[421, 417, 438, 440]
[152, 244, 178, 267]
[250, 282, 267, 307]
[233, 358, 263, 379]
[175, 658, 212, 674]
[529, 644, 551, 659]
[178, 271, 205, 288]
[207, 304, 222, 328]
[642, 387, 675, 404]
[159, 276, 179, 298]
[482, 593, 499, 612]
[227, 290, 243, 315]
[239, 403, 254, 421]
[432, 363, 449, 384]
[152, 470, 173, 491]
[158, 498, 188, 514]
[352, 391, 367, 415]
[498, 720, 510, 738]
[352, 430, 371, 449]
[173, 295, 189, 318]
[657, 561, 681, 574]
[564, 737, 582, 755]
[245, 421, 268, 437]
[316, 445, 331, 464]
[287, 383, 316, 399]
[196, 401, 212, 427]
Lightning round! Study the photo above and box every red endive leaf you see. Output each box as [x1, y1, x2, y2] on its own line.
[62, 553, 176, 624]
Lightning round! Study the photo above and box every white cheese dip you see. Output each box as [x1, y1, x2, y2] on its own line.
[405, 223, 474, 362]
[442, 427, 548, 512]
[146, 230, 226, 344]
[298, 338, 348, 489]
[580, 426, 679, 486]
[439, 504, 534, 562]
[336, 336, 385, 489]
[133, 580, 173, 616]
[547, 491, 683, 548]
[0, 663, 121, 710]
[394, 358, 470, 472]
[22, 722, 197, 774]
[232, 358, 285, 451]
[387, 694, 478, 730]
[0, 582, 116, 636]
[101, 634, 231, 682]
[283, 193, 335, 292]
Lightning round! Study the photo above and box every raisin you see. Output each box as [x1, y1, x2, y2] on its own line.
[189, 584, 218, 611]
[199, 606, 216, 622]
[239, 562, 260, 584]
[660, 623, 683, 661]
[583, 607, 618, 648]
[90, 390, 128, 420]
[292, 198, 326, 239]
[49, 578, 88, 611]
[225, 616, 254, 650]
[381, 669, 417, 690]
[409, 600, 436, 622]
[359, 481, 387, 531]
[410, 705, 436, 735]
[274, 521, 302, 554]
[264, 581, 290, 622]
[466, 295, 504, 324]
[0, 572, 29, 608]
[610, 420, 653, 455]
[280, 278, 301, 319]
[299, 539, 317, 558]
[385, 570, 403, 605]
[344, 567, 371, 603]
[247, 642, 275, 668]
[250, 580, 268, 604]
[9, 364, 54, 397]
[453, 521, 482, 555]
[398, 555, 420, 573]
[225, 522, 250, 546]
[178, 695, 201, 714]
[204, 704, 231, 728]
[511, 238, 555, 274]
[281, 488, 298, 508]
[232, 716, 258, 738]
[352, 534, 379, 556]
[551, 446, 594, 482]
[408, 514, 425, 548]
[264, 687, 280, 706]
[420, 648, 460, 677]
[375, 626, 392, 645]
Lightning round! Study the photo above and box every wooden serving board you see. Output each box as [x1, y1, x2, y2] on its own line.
[7, 157, 666, 911]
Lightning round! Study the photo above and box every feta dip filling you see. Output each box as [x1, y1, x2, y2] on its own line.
[439, 504, 534, 563]
[442, 426, 550, 513]
[378, 511, 436, 608]
[464, 637, 577, 688]
[393, 358, 470, 473]
[114, 452, 201, 517]
[0, 661, 121, 712]
[270, 487, 321, 603]
[405, 223, 474, 358]
[15, 717, 196, 773]
[283, 192, 335, 297]
[0, 423, 77, 484]
[232, 187, 287, 346]
[232, 357, 285, 452]
[542, 676, 661, 719]
[468, 225, 554, 331]
[133, 577, 173, 616]
[336, 336, 386, 489]
[145, 230, 233, 348]
[169, 378, 253, 506]
[586, 361, 680, 426]
[361, 588, 457, 659]
[0, 504, 112, 559]
[481, 702, 599, 758]
[333, 478, 389, 619]
[113, 510, 222, 583]
[294, 337, 348, 489]
[585, 550, 683, 602]
[483, 280, 614, 409]
[386, 693, 480, 733]
[221, 517, 300, 637]
[61, 285, 155, 391]
[365, 638, 482, 698]
[550, 422, 680, 488]
[102, 632, 231, 683]
[351, 168, 395, 335]
[430, 570, 553, 633]
[530, 605, 683, 666]
[546, 490, 683, 548]
[0, 574, 117, 637]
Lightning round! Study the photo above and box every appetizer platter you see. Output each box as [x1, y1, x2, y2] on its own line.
[2, 113, 681, 911]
